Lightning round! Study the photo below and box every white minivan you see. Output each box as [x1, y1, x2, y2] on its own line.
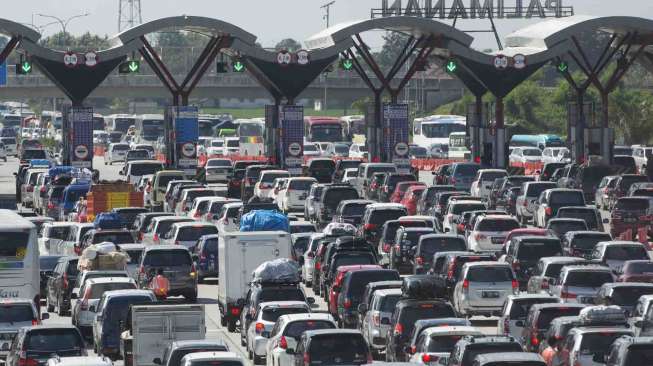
[104, 143, 130, 165]
[0, 210, 40, 307]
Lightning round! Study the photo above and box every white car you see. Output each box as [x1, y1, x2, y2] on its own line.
[47, 356, 113, 366]
[409, 326, 483, 365]
[224, 137, 240, 155]
[278, 177, 317, 213]
[265, 313, 337, 366]
[470, 169, 507, 199]
[121, 160, 165, 185]
[542, 147, 571, 164]
[302, 233, 325, 286]
[71, 277, 137, 334]
[509, 147, 543, 165]
[141, 216, 193, 246]
[216, 202, 243, 233]
[0, 137, 17, 156]
[181, 352, 245, 366]
[205, 139, 225, 156]
[341, 168, 358, 183]
[187, 196, 224, 220]
[39, 222, 75, 255]
[104, 142, 130, 165]
[303, 143, 321, 157]
[162, 221, 219, 249]
[269, 178, 289, 206]
[467, 215, 520, 253]
[0, 142, 7, 162]
[452, 262, 518, 317]
[349, 143, 368, 159]
[246, 301, 310, 364]
[254, 170, 290, 200]
[497, 294, 559, 341]
[442, 200, 487, 235]
[205, 158, 233, 183]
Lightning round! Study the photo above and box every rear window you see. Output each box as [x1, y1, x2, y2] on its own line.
[157, 175, 184, 189]
[565, 271, 614, 287]
[333, 254, 375, 268]
[25, 329, 83, 352]
[156, 219, 192, 235]
[418, 237, 467, 257]
[453, 164, 479, 176]
[185, 191, 217, 202]
[40, 257, 61, 271]
[93, 232, 134, 245]
[261, 172, 289, 183]
[310, 160, 335, 170]
[104, 296, 154, 322]
[144, 250, 192, 267]
[307, 334, 369, 364]
[461, 343, 523, 365]
[549, 221, 588, 235]
[379, 294, 401, 312]
[526, 183, 557, 197]
[369, 209, 406, 225]
[536, 307, 583, 328]
[611, 287, 653, 306]
[283, 320, 335, 339]
[605, 246, 649, 261]
[289, 180, 315, 190]
[517, 241, 562, 260]
[125, 250, 143, 264]
[261, 306, 309, 322]
[342, 203, 368, 217]
[88, 282, 136, 298]
[617, 199, 649, 211]
[367, 166, 396, 178]
[258, 288, 306, 303]
[481, 172, 507, 182]
[570, 234, 611, 251]
[177, 226, 219, 241]
[22, 150, 46, 159]
[626, 261, 653, 274]
[202, 238, 219, 253]
[47, 226, 70, 240]
[182, 362, 242, 366]
[451, 203, 486, 215]
[346, 271, 400, 301]
[466, 266, 513, 282]
[477, 219, 519, 232]
[558, 209, 598, 229]
[580, 332, 633, 355]
[550, 192, 584, 205]
[624, 345, 653, 365]
[324, 188, 358, 207]
[427, 335, 465, 353]
[0, 304, 35, 323]
[112, 145, 129, 151]
[508, 298, 559, 319]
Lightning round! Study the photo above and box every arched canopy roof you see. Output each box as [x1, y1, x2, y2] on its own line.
[112, 15, 257, 47]
[305, 16, 474, 53]
[0, 18, 40, 42]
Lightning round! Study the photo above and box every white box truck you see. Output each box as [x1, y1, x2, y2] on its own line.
[120, 304, 206, 366]
[217, 231, 291, 331]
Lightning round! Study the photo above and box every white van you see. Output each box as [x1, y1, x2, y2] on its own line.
[0, 210, 40, 307]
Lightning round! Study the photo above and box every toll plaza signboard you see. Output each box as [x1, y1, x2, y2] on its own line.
[383, 103, 410, 173]
[167, 106, 199, 176]
[279, 105, 304, 175]
[65, 106, 93, 169]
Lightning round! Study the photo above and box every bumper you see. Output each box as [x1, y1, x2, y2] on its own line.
[253, 336, 269, 356]
[369, 329, 387, 349]
[459, 299, 502, 315]
[77, 310, 95, 326]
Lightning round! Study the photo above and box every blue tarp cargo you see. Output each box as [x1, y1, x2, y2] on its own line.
[93, 212, 125, 230]
[240, 210, 289, 232]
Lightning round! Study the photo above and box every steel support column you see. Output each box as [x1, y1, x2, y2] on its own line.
[473, 95, 483, 162]
[494, 97, 505, 168]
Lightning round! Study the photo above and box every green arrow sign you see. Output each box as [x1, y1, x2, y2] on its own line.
[233, 61, 245, 72]
[342, 59, 353, 71]
[21, 61, 32, 73]
[445, 60, 457, 73]
[128, 61, 139, 73]
[557, 61, 568, 73]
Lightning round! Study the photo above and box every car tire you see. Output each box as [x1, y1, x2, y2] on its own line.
[220, 314, 227, 327]
[227, 320, 237, 332]
[57, 296, 66, 316]
[241, 335, 246, 347]
[185, 290, 198, 303]
[248, 350, 253, 360]
[253, 354, 264, 365]
[46, 297, 54, 312]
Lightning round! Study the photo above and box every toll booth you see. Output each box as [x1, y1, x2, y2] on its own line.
[164, 106, 199, 176]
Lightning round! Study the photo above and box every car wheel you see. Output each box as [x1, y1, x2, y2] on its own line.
[227, 320, 237, 332]
[185, 290, 198, 303]
[253, 354, 264, 365]
[46, 296, 54, 312]
[220, 314, 227, 327]
[248, 350, 253, 360]
[57, 295, 66, 316]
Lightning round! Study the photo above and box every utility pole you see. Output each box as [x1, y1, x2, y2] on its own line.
[118, 0, 143, 32]
[320, 1, 335, 112]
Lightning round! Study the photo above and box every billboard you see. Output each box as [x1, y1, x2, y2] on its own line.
[167, 106, 199, 176]
[383, 103, 410, 173]
[66, 106, 94, 169]
[279, 105, 304, 175]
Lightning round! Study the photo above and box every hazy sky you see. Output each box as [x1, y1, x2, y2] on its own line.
[7, 0, 653, 50]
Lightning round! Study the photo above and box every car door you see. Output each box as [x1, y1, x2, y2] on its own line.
[47, 263, 61, 304]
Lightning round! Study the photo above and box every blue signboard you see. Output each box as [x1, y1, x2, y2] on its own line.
[172, 106, 199, 175]
[383, 103, 410, 173]
[69, 106, 94, 169]
[279, 105, 304, 175]
[0, 63, 6, 86]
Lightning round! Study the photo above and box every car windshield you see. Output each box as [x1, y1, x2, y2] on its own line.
[467, 266, 513, 282]
[616, 199, 649, 211]
[550, 192, 584, 205]
[0, 304, 34, 323]
[509, 299, 559, 319]
[419, 237, 467, 258]
[526, 183, 557, 197]
[311, 125, 342, 142]
[517, 242, 562, 260]
[452, 203, 486, 215]
[177, 226, 219, 241]
[605, 246, 648, 261]
[261, 307, 308, 322]
[369, 209, 406, 225]
[342, 203, 368, 217]
[88, 282, 135, 298]
[565, 271, 614, 287]
[477, 219, 519, 232]
[570, 235, 611, 251]
[536, 308, 583, 328]
[626, 261, 653, 274]
[183, 362, 242, 366]
[426, 335, 465, 353]
[624, 345, 653, 365]
[289, 180, 314, 190]
[611, 287, 653, 306]
[0, 232, 29, 258]
[25, 329, 83, 352]
[143, 250, 192, 266]
[283, 320, 335, 339]
[130, 163, 162, 176]
[422, 123, 465, 138]
[580, 332, 632, 356]
[93, 232, 133, 244]
[454, 164, 479, 176]
[307, 334, 368, 364]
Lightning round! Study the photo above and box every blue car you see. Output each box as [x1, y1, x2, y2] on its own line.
[59, 183, 90, 220]
[193, 234, 219, 283]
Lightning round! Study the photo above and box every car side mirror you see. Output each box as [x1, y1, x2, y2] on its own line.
[306, 297, 315, 305]
[153, 358, 162, 365]
[635, 320, 644, 328]
[41, 313, 49, 320]
[381, 318, 390, 325]
[119, 171, 124, 176]
[515, 320, 524, 327]
[285, 348, 295, 355]
[71, 293, 78, 300]
[89, 305, 96, 312]
[358, 303, 368, 313]
[603, 218, 610, 224]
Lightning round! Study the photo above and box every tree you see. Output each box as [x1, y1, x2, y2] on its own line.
[275, 38, 302, 52]
[376, 32, 411, 72]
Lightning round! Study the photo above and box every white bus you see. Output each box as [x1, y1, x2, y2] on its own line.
[235, 119, 265, 156]
[0, 210, 39, 307]
[413, 115, 466, 154]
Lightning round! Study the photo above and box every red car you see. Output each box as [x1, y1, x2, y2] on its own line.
[390, 182, 426, 203]
[501, 228, 549, 252]
[617, 260, 653, 282]
[328, 264, 381, 318]
[400, 186, 426, 216]
[610, 197, 652, 239]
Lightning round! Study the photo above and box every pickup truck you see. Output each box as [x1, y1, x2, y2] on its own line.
[120, 304, 205, 366]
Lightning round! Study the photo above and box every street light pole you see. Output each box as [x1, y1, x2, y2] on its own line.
[37, 13, 90, 47]
[320, 1, 335, 113]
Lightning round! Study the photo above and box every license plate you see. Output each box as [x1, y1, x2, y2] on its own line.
[580, 297, 594, 304]
[482, 291, 499, 298]
[300, 194, 307, 200]
[491, 237, 504, 244]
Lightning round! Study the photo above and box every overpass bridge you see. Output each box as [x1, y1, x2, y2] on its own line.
[0, 70, 464, 109]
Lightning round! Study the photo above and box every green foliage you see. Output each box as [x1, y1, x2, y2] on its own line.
[275, 39, 302, 52]
[39, 31, 110, 52]
[376, 32, 411, 72]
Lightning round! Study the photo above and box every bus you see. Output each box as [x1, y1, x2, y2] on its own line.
[135, 114, 165, 144]
[304, 116, 343, 143]
[92, 113, 105, 131]
[448, 132, 471, 160]
[105, 114, 136, 134]
[0, 210, 39, 307]
[412, 115, 466, 151]
[235, 119, 265, 156]
[1, 113, 22, 130]
[509, 134, 564, 150]
[340, 115, 365, 142]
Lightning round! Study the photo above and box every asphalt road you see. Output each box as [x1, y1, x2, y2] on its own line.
[3, 157, 499, 365]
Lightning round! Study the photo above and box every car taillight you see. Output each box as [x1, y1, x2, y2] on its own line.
[474, 233, 487, 241]
[364, 223, 376, 231]
[200, 253, 207, 261]
[303, 352, 310, 366]
[462, 279, 469, 289]
[193, 211, 200, 218]
[190, 264, 197, 278]
[307, 252, 314, 259]
[531, 335, 539, 346]
[153, 233, 159, 243]
[372, 312, 380, 326]
[545, 207, 552, 216]
[512, 262, 520, 270]
[139, 232, 144, 241]
[394, 244, 401, 252]
[175, 240, 180, 245]
[315, 262, 321, 270]
[447, 261, 455, 279]
[457, 223, 465, 232]
[26, 185, 33, 192]
[47, 201, 54, 209]
[523, 200, 528, 207]
[561, 287, 577, 299]
[394, 323, 403, 335]
[40, 186, 46, 193]
[382, 243, 391, 253]
[139, 266, 145, 274]
[31, 319, 38, 326]
[503, 317, 510, 334]
[344, 298, 352, 309]
[279, 336, 288, 349]
[230, 307, 241, 316]
[423, 354, 438, 363]
[541, 278, 549, 289]
[450, 177, 456, 184]
[255, 322, 265, 334]
[512, 280, 519, 292]
[416, 257, 424, 265]
[63, 273, 69, 290]
[18, 357, 38, 366]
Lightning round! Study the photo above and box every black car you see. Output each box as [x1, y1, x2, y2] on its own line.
[504, 236, 563, 289]
[332, 199, 374, 226]
[132, 212, 174, 241]
[306, 158, 336, 183]
[448, 335, 523, 366]
[6, 326, 85, 366]
[292, 329, 371, 366]
[413, 234, 467, 274]
[379, 173, 417, 203]
[417, 185, 457, 216]
[545, 218, 588, 239]
[389, 227, 436, 274]
[562, 231, 612, 258]
[337, 269, 400, 328]
[318, 184, 359, 225]
[39, 255, 63, 301]
[46, 257, 79, 316]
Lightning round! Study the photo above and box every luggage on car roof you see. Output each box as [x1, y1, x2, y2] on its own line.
[251, 258, 301, 284]
[401, 275, 446, 300]
[578, 305, 627, 326]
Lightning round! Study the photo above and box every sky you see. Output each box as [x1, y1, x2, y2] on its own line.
[7, 0, 653, 50]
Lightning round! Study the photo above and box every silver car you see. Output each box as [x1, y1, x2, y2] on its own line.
[360, 288, 402, 356]
[549, 265, 615, 304]
[453, 262, 518, 317]
[0, 299, 46, 359]
[516, 182, 557, 225]
[562, 327, 633, 366]
[497, 294, 560, 340]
